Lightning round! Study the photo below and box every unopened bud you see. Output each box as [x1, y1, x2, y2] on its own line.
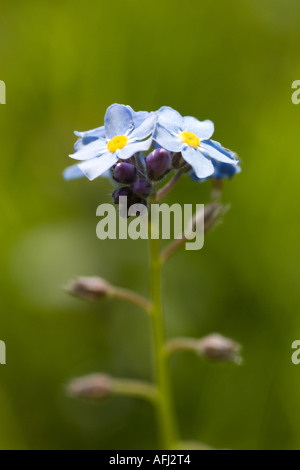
[112, 187, 133, 204]
[146, 148, 172, 177]
[172, 152, 186, 169]
[198, 334, 242, 364]
[66, 373, 113, 400]
[67, 276, 111, 301]
[131, 180, 152, 198]
[113, 162, 137, 184]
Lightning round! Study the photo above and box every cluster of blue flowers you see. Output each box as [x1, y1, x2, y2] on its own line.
[64, 104, 241, 205]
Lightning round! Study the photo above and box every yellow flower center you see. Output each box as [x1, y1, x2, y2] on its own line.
[180, 131, 200, 148]
[107, 135, 128, 153]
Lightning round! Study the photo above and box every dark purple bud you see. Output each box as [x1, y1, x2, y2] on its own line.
[113, 162, 137, 184]
[146, 149, 172, 176]
[112, 187, 132, 204]
[128, 197, 148, 217]
[131, 180, 152, 198]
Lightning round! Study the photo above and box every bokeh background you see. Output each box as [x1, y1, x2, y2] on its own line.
[1, 0, 300, 450]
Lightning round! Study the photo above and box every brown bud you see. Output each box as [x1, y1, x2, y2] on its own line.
[66, 373, 113, 400]
[198, 334, 242, 364]
[66, 276, 111, 301]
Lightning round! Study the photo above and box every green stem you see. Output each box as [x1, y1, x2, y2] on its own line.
[149, 195, 178, 449]
[110, 286, 152, 313]
[113, 378, 158, 403]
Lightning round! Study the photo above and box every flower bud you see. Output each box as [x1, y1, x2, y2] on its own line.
[112, 187, 132, 204]
[172, 152, 186, 169]
[131, 180, 152, 198]
[146, 148, 172, 177]
[66, 373, 113, 400]
[113, 162, 137, 184]
[198, 334, 242, 364]
[67, 276, 111, 301]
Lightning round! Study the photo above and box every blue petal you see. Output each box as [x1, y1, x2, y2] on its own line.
[190, 159, 241, 182]
[213, 161, 241, 179]
[153, 124, 184, 152]
[200, 140, 238, 165]
[69, 138, 107, 161]
[133, 111, 151, 127]
[104, 104, 134, 139]
[157, 106, 184, 133]
[63, 163, 112, 181]
[183, 116, 214, 140]
[210, 139, 238, 159]
[116, 136, 153, 160]
[128, 114, 156, 141]
[182, 147, 214, 178]
[74, 135, 99, 152]
[63, 164, 85, 180]
[154, 141, 163, 149]
[74, 126, 106, 139]
[189, 170, 208, 183]
[125, 106, 151, 127]
[78, 153, 117, 180]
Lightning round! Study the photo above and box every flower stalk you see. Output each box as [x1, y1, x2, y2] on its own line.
[148, 193, 178, 449]
[156, 171, 182, 201]
[67, 373, 157, 402]
[110, 286, 152, 313]
[166, 334, 242, 364]
[161, 202, 229, 263]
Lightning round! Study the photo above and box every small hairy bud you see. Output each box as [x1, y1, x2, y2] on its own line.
[172, 152, 186, 169]
[131, 180, 152, 198]
[112, 187, 133, 204]
[146, 148, 172, 177]
[66, 373, 113, 400]
[67, 276, 111, 301]
[113, 162, 137, 184]
[198, 334, 242, 364]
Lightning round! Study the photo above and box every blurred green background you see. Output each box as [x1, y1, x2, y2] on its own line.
[1, 0, 300, 450]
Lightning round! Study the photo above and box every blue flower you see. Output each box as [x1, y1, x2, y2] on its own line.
[64, 104, 156, 181]
[153, 107, 239, 179]
[212, 160, 241, 179]
[190, 159, 241, 182]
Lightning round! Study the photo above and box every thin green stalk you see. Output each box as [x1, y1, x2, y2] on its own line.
[110, 286, 152, 313]
[113, 378, 158, 403]
[149, 195, 178, 449]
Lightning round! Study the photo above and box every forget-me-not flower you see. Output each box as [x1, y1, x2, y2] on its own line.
[190, 147, 241, 182]
[153, 107, 238, 179]
[210, 160, 241, 180]
[64, 104, 156, 181]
